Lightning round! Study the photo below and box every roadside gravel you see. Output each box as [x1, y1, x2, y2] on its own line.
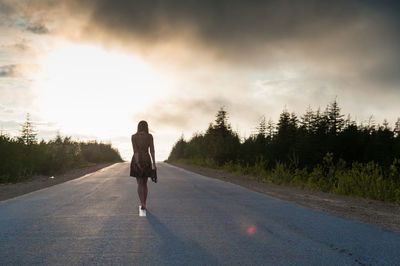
[0, 163, 116, 202]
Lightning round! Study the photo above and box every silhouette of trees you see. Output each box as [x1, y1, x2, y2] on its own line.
[0, 114, 123, 183]
[19, 113, 37, 145]
[256, 116, 267, 137]
[395, 118, 400, 138]
[169, 100, 400, 168]
[176, 107, 240, 166]
[168, 100, 400, 202]
[326, 99, 344, 136]
[168, 134, 186, 161]
[204, 107, 240, 165]
[274, 110, 298, 164]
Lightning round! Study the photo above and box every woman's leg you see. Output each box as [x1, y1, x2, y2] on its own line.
[136, 177, 148, 208]
[143, 178, 148, 207]
[136, 178, 145, 207]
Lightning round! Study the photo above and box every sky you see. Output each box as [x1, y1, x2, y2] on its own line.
[1, 0, 400, 161]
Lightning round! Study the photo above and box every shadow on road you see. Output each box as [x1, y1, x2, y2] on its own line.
[146, 211, 218, 265]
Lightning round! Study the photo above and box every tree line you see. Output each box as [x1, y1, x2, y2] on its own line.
[167, 100, 400, 202]
[0, 113, 123, 183]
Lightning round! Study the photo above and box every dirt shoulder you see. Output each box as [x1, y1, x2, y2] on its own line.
[0, 163, 116, 202]
[168, 162, 400, 232]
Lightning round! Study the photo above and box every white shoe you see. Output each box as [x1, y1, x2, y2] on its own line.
[139, 206, 146, 217]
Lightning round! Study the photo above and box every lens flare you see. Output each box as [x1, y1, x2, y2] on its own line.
[247, 225, 257, 236]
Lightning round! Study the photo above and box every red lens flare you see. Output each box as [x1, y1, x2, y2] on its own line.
[247, 225, 257, 235]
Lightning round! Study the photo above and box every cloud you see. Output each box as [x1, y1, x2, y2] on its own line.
[86, 1, 360, 42]
[0, 64, 20, 77]
[78, 1, 398, 57]
[0, 0, 17, 24]
[131, 91, 272, 137]
[0, 119, 19, 129]
[26, 23, 49, 34]
[32, 0, 398, 98]
[5, 1, 400, 74]
[133, 97, 231, 131]
[1, 38, 32, 52]
[0, 64, 39, 77]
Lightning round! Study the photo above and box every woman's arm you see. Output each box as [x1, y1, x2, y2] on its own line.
[149, 134, 156, 169]
[131, 135, 139, 163]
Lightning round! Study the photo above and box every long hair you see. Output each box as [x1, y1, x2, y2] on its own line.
[137, 120, 149, 133]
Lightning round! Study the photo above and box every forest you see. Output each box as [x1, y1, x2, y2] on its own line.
[0, 114, 122, 183]
[167, 100, 400, 203]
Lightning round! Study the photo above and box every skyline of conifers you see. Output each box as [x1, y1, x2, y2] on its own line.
[1, 97, 400, 161]
[167, 100, 400, 202]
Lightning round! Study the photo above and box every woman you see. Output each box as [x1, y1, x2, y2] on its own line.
[130, 120, 156, 216]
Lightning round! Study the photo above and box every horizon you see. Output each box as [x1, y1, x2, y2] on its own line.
[1, 0, 400, 161]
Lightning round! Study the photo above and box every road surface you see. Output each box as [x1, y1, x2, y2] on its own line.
[0, 163, 399, 265]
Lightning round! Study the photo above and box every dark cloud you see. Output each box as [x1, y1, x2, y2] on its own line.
[6, 1, 400, 69]
[0, 0, 16, 19]
[81, 1, 398, 51]
[68, 0, 399, 90]
[26, 23, 49, 34]
[87, 0, 360, 42]
[0, 1, 50, 34]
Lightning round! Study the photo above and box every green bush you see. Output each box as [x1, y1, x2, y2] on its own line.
[170, 155, 400, 203]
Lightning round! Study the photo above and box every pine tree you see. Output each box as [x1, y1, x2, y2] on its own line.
[275, 109, 298, 162]
[300, 105, 314, 132]
[394, 118, 400, 138]
[327, 99, 344, 135]
[277, 109, 291, 134]
[256, 116, 267, 136]
[20, 113, 37, 145]
[311, 108, 328, 135]
[266, 118, 275, 139]
[214, 107, 230, 130]
[344, 114, 355, 128]
[383, 119, 390, 130]
[204, 107, 240, 165]
[367, 115, 376, 132]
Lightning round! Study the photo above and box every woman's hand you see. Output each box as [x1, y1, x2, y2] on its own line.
[152, 163, 157, 170]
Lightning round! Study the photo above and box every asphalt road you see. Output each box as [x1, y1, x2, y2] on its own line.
[1, 162, 399, 265]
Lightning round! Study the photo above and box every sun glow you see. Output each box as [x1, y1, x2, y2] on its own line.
[35, 43, 163, 138]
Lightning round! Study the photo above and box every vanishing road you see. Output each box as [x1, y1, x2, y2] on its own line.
[0, 163, 399, 265]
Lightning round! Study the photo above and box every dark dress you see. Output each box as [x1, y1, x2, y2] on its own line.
[130, 132, 154, 178]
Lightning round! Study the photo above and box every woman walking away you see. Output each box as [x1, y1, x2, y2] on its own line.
[130, 120, 156, 217]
